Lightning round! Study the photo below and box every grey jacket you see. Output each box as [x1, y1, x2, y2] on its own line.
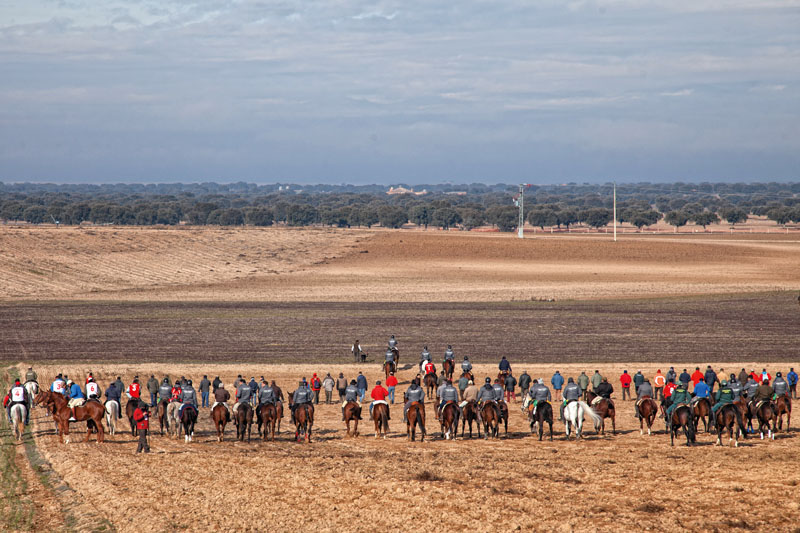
[181, 386, 197, 407]
[441, 385, 458, 402]
[388, 338, 397, 348]
[406, 385, 424, 403]
[199, 379, 211, 393]
[436, 383, 447, 398]
[345, 385, 359, 402]
[477, 385, 495, 402]
[492, 383, 505, 401]
[420, 350, 431, 362]
[533, 384, 551, 402]
[773, 377, 788, 395]
[259, 386, 275, 404]
[385, 350, 395, 362]
[729, 381, 742, 399]
[237, 383, 251, 402]
[461, 360, 472, 372]
[293, 387, 313, 404]
[444, 349, 454, 361]
[637, 382, 653, 398]
[744, 380, 758, 397]
[563, 382, 581, 401]
[158, 384, 171, 400]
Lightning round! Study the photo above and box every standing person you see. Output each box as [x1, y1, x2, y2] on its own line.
[351, 340, 364, 363]
[577, 371, 589, 397]
[550, 371, 563, 401]
[146, 375, 159, 407]
[679, 369, 691, 386]
[457, 373, 469, 400]
[322, 373, 335, 404]
[690, 367, 704, 387]
[199, 375, 211, 408]
[133, 403, 150, 453]
[591, 370, 603, 393]
[620, 370, 632, 401]
[704, 366, 719, 395]
[212, 376, 222, 393]
[738, 368, 749, 386]
[356, 372, 367, 402]
[666, 367, 677, 384]
[788, 368, 798, 399]
[505, 373, 517, 403]
[386, 372, 398, 404]
[113, 376, 125, 399]
[310, 374, 322, 405]
[633, 371, 645, 396]
[336, 373, 348, 402]
[518, 371, 532, 399]
[248, 377, 259, 406]
[760, 368, 772, 384]
[653, 370, 666, 400]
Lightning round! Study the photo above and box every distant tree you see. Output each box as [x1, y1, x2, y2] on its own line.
[719, 207, 748, 226]
[527, 208, 558, 230]
[378, 206, 407, 229]
[22, 205, 48, 224]
[286, 205, 318, 226]
[135, 209, 158, 225]
[767, 207, 794, 225]
[664, 210, 690, 231]
[582, 208, 613, 229]
[485, 205, 518, 232]
[459, 208, 485, 230]
[0, 201, 26, 221]
[186, 202, 218, 225]
[244, 207, 274, 226]
[156, 207, 180, 225]
[358, 206, 379, 228]
[692, 211, 720, 229]
[207, 208, 244, 226]
[559, 208, 579, 230]
[629, 209, 661, 230]
[409, 205, 432, 229]
[431, 207, 462, 230]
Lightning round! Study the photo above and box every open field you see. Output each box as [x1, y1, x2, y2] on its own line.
[1, 226, 799, 301]
[12, 362, 800, 533]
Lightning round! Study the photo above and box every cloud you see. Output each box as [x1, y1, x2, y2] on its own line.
[660, 89, 694, 97]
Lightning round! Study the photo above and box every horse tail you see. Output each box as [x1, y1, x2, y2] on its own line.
[578, 401, 603, 426]
[381, 406, 389, 433]
[733, 405, 746, 438]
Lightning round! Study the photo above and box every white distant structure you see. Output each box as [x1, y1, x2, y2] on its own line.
[387, 186, 428, 196]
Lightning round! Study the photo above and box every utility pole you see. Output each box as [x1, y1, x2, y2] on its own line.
[514, 184, 531, 239]
[613, 182, 617, 242]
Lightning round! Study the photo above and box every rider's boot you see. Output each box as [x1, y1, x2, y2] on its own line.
[69, 408, 76, 422]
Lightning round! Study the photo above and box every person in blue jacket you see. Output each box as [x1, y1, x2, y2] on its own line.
[692, 379, 710, 401]
[356, 372, 368, 402]
[551, 371, 564, 401]
[787, 368, 798, 399]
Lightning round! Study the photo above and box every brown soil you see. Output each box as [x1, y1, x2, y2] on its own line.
[21, 362, 800, 533]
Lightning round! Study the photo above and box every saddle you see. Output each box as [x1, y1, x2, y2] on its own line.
[68, 398, 85, 408]
[591, 396, 603, 406]
[690, 396, 707, 405]
[372, 400, 388, 407]
[635, 397, 651, 408]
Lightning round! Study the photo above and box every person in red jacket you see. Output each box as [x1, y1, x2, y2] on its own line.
[370, 380, 390, 420]
[385, 373, 398, 404]
[310, 373, 322, 405]
[619, 370, 632, 401]
[690, 367, 704, 387]
[133, 404, 150, 453]
[128, 378, 141, 399]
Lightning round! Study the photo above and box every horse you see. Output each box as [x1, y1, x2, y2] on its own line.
[585, 392, 616, 435]
[104, 400, 120, 436]
[125, 398, 142, 436]
[406, 401, 426, 442]
[35, 390, 105, 444]
[498, 400, 509, 436]
[774, 395, 791, 431]
[391, 347, 400, 368]
[23, 381, 38, 410]
[461, 400, 480, 439]
[692, 397, 714, 433]
[234, 403, 253, 442]
[563, 400, 602, 440]
[460, 371, 474, 383]
[275, 400, 283, 435]
[669, 405, 696, 447]
[9, 403, 26, 441]
[439, 402, 459, 440]
[443, 359, 455, 381]
[480, 401, 501, 439]
[167, 401, 181, 437]
[714, 404, 746, 447]
[212, 403, 229, 442]
[371, 402, 389, 439]
[752, 401, 776, 440]
[383, 360, 396, 380]
[180, 404, 197, 442]
[256, 403, 278, 441]
[343, 401, 361, 438]
[733, 396, 750, 435]
[153, 399, 169, 435]
[424, 373, 437, 398]
[288, 392, 314, 443]
[637, 398, 658, 436]
[527, 400, 553, 441]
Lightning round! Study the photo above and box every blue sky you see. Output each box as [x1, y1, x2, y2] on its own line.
[1, 0, 798, 184]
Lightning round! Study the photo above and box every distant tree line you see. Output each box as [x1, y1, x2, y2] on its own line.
[1, 181, 799, 231]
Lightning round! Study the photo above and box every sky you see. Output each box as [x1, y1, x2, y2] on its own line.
[1, 0, 799, 184]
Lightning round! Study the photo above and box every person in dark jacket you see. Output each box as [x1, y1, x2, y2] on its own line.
[504, 373, 517, 403]
[787, 368, 798, 399]
[336, 373, 348, 401]
[550, 371, 564, 401]
[518, 371, 532, 398]
[133, 404, 150, 453]
[704, 366, 719, 394]
[212, 376, 221, 393]
[356, 372, 368, 402]
[632, 371, 645, 395]
[498, 356, 511, 373]
[666, 367, 677, 384]
[595, 378, 613, 400]
[678, 369, 691, 386]
[738, 368, 749, 386]
[146, 375, 159, 407]
[199, 375, 211, 408]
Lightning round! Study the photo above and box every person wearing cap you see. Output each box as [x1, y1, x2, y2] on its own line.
[743, 376, 758, 399]
[634, 379, 653, 419]
[751, 378, 773, 406]
[342, 379, 360, 420]
[181, 379, 197, 409]
[665, 380, 691, 421]
[772, 372, 789, 399]
[50, 374, 67, 396]
[213, 382, 231, 422]
[461, 356, 472, 374]
[711, 380, 735, 415]
[619, 370, 632, 401]
[787, 368, 798, 399]
[370, 380, 390, 419]
[133, 402, 150, 453]
[653, 370, 665, 400]
[463, 379, 478, 403]
[6, 378, 28, 425]
[233, 378, 251, 415]
[127, 378, 141, 402]
[403, 378, 424, 422]
[67, 379, 85, 421]
[85, 376, 100, 401]
[728, 374, 742, 400]
[477, 377, 495, 406]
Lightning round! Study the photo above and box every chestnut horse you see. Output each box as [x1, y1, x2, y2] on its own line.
[406, 401, 426, 442]
[527, 400, 553, 441]
[154, 399, 169, 435]
[212, 403, 229, 441]
[439, 402, 459, 440]
[288, 392, 314, 442]
[256, 403, 278, 441]
[586, 391, 616, 435]
[234, 403, 253, 442]
[371, 402, 389, 439]
[669, 405, 695, 447]
[692, 397, 714, 433]
[461, 400, 480, 438]
[480, 401, 500, 439]
[443, 360, 455, 381]
[460, 371, 474, 383]
[637, 398, 658, 436]
[714, 403, 746, 447]
[752, 401, 776, 440]
[35, 391, 105, 444]
[424, 373, 437, 398]
[343, 401, 362, 437]
[384, 360, 396, 380]
[774, 395, 791, 431]
[125, 398, 142, 436]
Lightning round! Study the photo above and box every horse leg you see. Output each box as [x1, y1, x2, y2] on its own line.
[611, 414, 616, 435]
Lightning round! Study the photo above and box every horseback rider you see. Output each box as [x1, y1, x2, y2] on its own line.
[343, 379, 360, 421]
[444, 345, 455, 362]
[213, 382, 231, 422]
[665, 381, 692, 422]
[66, 379, 85, 421]
[258, 382, 276, 406]
[751, 379, 773, 407]
[711, 380, 735, 415]
[170, 381, 183, 403]
[234, 379, 252, 415]
[634, 379, 654, 419]
[127, 378, 141, 402]
[595, 378, 613, 402]
[560, 377, 581, 421]
[438, 379, 460, 419]
[291, 380, 314, 423]
[424, 360, 436, 376]
[181, 380, 198, 413]
[529, 378, 551, 417]
[461, 356, 472, 374]
[104, 382, 121, 413]
[51, 374, 67, 397]
[462, 380, 478, 403]
[692, 379, 710, 404]
[369, 380, 390, 419]
[420, 345, 431, 363]
[85, 377, 100, 401]
[388, 335, 398, 350]
[743, 376, 758, 399]
[772, 372, 789, 400]
[728, 374, 743, 400]
[492, 378, 505, 403]
[403, 378, 425, 422]
[477, 377, 495, 406]
[498, 356, 511, 375]
[385, 348, 395, 366]
[6, 379, 28, 425]
[25, 367, 37, 384]
[158, 379, 172, 404]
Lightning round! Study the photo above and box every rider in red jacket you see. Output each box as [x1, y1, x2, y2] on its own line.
[128, 380, 141, 399]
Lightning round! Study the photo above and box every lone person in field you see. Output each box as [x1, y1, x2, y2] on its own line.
[787, 368, 798, 399]
[351, 340, 364, 362]
[133, 403, 150, 453]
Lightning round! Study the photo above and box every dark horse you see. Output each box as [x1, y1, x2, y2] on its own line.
[443, 359, 455, 381]
[234, 403, 253, 442]
[586, 391, 616, 435]
[692, 397, 714, 433]
[384, 360, 396, 380]
[211, 403, 229, 442]
[460, 371, 474, 383]
[461, 400, 481, 438]
[180, 404, 198, 442]
[288, 392, 314, 443]
[372, 402, 389, 439]
[752, 400, 776, 441]
[637, 398, 658, 436]
[125, 398, 142, 436]
[480, 401, 501, 439]
[256, 403, 278, 441]
[527, 400, 553, 441]
[774, 395, 791, 431]
[440, 402, 460, 440]
[406, 401, 426, 442]
[424, 373, 437, 398]
[35, 391, 106, 444]
[714, 403, 746, 447]
[669, 405, 696, 446]
[155, 399, 169, 435]
[343, 401, 362, 437]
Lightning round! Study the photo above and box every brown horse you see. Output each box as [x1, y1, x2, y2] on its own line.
[288, 392, 314, 442]
[443, 360, 455, 381]
[460, 371, 474, 383]
[752, 401, 776, 440]
[406, 402, 426, 442]
[439, 402, 459, 440]
[35, 391, 105, 444]
[211, 404, 229, 442]
[154, 399, 169, 435]
[343, 401, 362, 437]
[692, 397, 713, 433]
[372, 402, 389, 439]
[527, 401, 553, 441]
[669, 405, 695, 446]
[774, 395, 791, 431]
[461, 400, 480, 438]
[256, 403, 278, 441]
[714, 403, 746, 447]
[733, 396, 750, 434]
[586, 392, 616, 435]
[179, 404, 197, 442]
[234, 403, 253, 442]
[424, 373, 437, 398]
[391, 347, 400, 368]
[637, 398, 658, 436]
[384, 360, 396, 380]
[480, 401, 500, 439]
[125, 398, 142, 436]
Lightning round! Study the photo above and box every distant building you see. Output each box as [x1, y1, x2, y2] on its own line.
[387, 187, 428, 196]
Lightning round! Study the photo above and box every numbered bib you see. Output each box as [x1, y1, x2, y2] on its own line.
[53, 381, 65, 393]
[11, 387, 25, 402]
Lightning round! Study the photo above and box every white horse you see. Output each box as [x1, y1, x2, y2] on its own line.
[105, 400, 120, 435]
[10, 403, 27, 441]
[167, 402, 181, 437]
[24, 381, 38, 410]
[563, 400, 603, 440]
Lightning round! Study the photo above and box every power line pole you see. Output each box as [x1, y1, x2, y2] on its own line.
[613, 182, 617, 242]
[514, 184, 530, 239]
